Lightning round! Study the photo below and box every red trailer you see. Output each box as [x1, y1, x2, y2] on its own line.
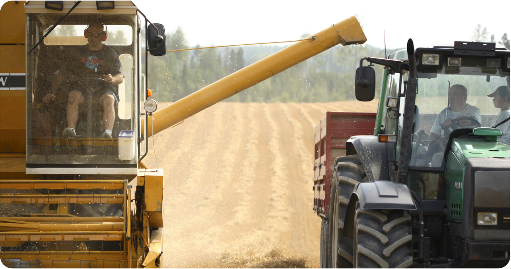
[313, 112, 376, 217]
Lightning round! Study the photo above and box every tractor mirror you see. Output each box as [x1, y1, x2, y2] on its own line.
[148, 23, 166, 56]
[355, 66, 375, 101]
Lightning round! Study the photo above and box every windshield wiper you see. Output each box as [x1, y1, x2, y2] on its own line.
[27, 1, 81, 55]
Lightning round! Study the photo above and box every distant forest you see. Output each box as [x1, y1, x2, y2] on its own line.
[143, 27, 399, 103]
[143, 26, 509, 103]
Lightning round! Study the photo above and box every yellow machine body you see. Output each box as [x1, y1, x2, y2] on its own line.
[0, 1, 366, 267]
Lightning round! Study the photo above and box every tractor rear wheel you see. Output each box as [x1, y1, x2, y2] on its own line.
[320, 218, 331, 268]
[353, 201, 413, 268]
[329, 155, 366, 267]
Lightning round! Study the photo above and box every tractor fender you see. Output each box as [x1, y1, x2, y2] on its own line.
[343, 181, 416, 237]
[346, 135, 389, 182]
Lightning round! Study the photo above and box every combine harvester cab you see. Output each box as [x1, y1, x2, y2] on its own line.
[0, 1, 165, 267]
[318, 40, 510, 267]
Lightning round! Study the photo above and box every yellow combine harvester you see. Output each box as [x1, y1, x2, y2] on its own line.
[0, 1, 366, 267]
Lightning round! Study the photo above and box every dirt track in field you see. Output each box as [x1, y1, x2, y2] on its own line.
[142, 100, 378, 268]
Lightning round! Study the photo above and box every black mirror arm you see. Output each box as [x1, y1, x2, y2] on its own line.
[137, 8, 163, 50]
[360, 57, 409, 73]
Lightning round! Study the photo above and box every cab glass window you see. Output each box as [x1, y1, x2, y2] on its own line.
[25, 13, 138, 169]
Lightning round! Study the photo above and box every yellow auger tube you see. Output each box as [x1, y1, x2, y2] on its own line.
[145, 16, 366, 136]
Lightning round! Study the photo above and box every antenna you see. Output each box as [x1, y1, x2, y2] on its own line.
[384, 30, 387, 58]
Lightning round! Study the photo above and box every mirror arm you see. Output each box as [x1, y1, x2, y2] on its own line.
[137, 8, 163, 51]
[136, 8, 160, 37]
[361, 57, 409, 73]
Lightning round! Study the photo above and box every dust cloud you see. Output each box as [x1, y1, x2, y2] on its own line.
[142, 101, 378, 267]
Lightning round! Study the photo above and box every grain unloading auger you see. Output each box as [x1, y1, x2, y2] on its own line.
[0, 1, 366, 267]
[143, 16, 367, 136]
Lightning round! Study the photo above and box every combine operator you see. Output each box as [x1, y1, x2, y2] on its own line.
[42, 22, 124, 139]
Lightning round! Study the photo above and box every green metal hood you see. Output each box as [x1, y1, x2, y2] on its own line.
[450, 136, 510, 165]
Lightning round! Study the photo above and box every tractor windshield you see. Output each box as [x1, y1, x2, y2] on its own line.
[410, 68, 509, 168]
[25, 12, 139, 174]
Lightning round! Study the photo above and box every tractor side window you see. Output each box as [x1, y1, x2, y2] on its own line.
[385, 73, 400, 135]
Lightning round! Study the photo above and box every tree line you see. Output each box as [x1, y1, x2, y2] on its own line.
[144, 25, 509, 103]
[143, 27, 394, 103]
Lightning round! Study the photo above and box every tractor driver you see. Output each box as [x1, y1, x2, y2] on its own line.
[42, 22, 123, 139]
[429, 84, 481, 143]
[426, 84, 481, 165]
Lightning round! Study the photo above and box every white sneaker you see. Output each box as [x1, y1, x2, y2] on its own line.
[62, 127, 76, 138]
[101, 129, 112, 139]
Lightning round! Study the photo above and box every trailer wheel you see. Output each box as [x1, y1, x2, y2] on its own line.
[320, 218, 331, 268]
[329, 155, 366, 267]
[353, 201, 413, 268]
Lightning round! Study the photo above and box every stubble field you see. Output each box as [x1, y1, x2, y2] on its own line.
[142, 100, 379, 267]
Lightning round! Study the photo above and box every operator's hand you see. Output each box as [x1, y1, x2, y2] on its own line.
[457, 119, 472, 127]
[440, 118, 453, 128]
[103, 74, 116, 85]
[42, 92, 55, 103]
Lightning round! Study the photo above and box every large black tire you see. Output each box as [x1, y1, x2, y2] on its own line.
[353, 201, 413, 268]
[320, 218, 331, 268]
[330, 155, 366, 267]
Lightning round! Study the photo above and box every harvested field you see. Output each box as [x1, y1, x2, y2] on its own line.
[142, 100, 379, 267]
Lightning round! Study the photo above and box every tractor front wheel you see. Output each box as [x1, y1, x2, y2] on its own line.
[352, 201, 413, 268]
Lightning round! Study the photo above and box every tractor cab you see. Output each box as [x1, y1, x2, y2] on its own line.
[382, 45, 509, 169]
[24, 1, 163, 175]
[346, 41, 510, 267]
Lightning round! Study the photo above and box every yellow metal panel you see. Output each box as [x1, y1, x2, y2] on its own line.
[0, 130, 25, 153]
[144, 170, 163, 212]
[149, 212, 163, 228]
[0, 1, 25, 45]
[0, 90, 26, 153]
[66, 181, 124, 190]
[33, 182, 65, 189]
[0, 91, 25, 129]
[0, 182, 32, 189]
[25, 1, 137, 14]
[0, 157, 25, 172]
[0, 45, 25, 73]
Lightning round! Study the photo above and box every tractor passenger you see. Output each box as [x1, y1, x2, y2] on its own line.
[488, 86, 510, 145]
[42, 22, 123, 139]
[429, 84, 481, 142]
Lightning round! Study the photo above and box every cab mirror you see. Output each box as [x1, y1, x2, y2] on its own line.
[148, 23, 166, 56]
[355, 66, 375, 101]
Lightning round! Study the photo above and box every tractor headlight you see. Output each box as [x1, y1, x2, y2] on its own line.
[448, 57, 462, 66]
[477, 212, 498, 225]
[486, 58, 501, 68]
[422, 54, 440, 65]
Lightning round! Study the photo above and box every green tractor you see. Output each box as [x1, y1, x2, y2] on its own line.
[324, 40, 510, 267]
